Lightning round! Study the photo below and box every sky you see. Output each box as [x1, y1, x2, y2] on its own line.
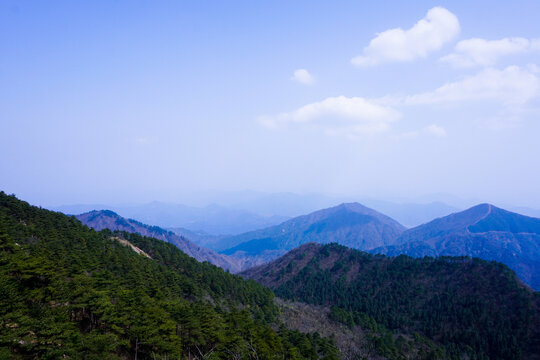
[1, 0, 540, 208]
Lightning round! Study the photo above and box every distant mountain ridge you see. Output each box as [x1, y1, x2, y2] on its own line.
[76, 210, 245, 272]
[219, 202, 406, 265]
[57, 202, 289, 235]
[53, 194, 470, 235]
[71, 201, 540, 290]
[167, 226, 227, 249]
[372, 203, 540, 290]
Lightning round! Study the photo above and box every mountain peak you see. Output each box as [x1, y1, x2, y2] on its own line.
[469, 202, 492, 211]
[220, 202, 406, 265]
[467, 202, 500, 216]
[88, 209, 120, 218]
[334, 202, 373, 213]
[374, 203, 540, 289]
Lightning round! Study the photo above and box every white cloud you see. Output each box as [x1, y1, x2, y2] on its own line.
[351, 7, 460, 67]
[263, 64, 540, 138]
[259, 96, 401, 136]
[291, 69, 315, 85]
[403, 66, 540, 105]
[441, 37, 540, 68]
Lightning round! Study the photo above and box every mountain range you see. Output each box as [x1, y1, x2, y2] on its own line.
[218, 202, 540, 290]
[0, 192, 342, 359]
[53, 192, 478, 235]
[76, 210, 245, 272]
[219, 203, 406, 265]
[75, 199, 540, 290]
[372, 203, 540, 290]
[56, 202, 289, 235]
[4, 191, 540, 359]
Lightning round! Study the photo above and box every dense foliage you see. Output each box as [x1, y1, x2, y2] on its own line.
[0, 192, 339, 359]
[248, 243, 540, 360]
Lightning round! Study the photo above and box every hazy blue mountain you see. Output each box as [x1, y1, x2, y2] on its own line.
[372, 204, 540, 290]
[231, 193, 461, 228]
[53, 193, 471, 236]
[220, 203, 406, 265]
[76, 210, 245, 272]
[216, 191, 462, 227]
[117, 202, 290, 235]
[56, 202, 289, 235]
[228, 192, 343, 217]
[194, 191, 463, 221]
[167, 226, 227, 249]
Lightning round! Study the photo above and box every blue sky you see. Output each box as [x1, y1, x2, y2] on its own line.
[1, 1, 540, 207]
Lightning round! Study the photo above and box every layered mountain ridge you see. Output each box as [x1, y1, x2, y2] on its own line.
[372, 203, 540, 289]
[57, 201, 289, 235]
[77, 201, 540, 290]
[0, 192, 340, 359]
[76, 210, 245, 272]
[3, 192, 540, 359]
[219, 202, 406, 265]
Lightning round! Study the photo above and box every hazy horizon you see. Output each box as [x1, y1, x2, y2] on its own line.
[2, 1, 539, 209]
[36, 190, 540, 221]
[0, 184, 506, 209]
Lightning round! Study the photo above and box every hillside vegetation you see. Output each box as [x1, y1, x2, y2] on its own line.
[0, 192, 339, 359]
[242, 243, 540, 360]
[76, 210, 243, 272]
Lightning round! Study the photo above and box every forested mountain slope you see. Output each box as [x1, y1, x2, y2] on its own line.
[0, 192, 339, 359]
[372, 204, 540, 290]
[77, 210, 243, 272]
[242, 243, 540, 360]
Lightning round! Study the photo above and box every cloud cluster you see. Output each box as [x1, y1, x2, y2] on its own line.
[291, 69, 315, 85]
[269, 7, 539, 139]
[404, 66, 539, 105]
[441, 37, 540, 67]
[268, 65, 539, 139]
[259, 96, 400, 136]
[351, 7, 460, 67]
